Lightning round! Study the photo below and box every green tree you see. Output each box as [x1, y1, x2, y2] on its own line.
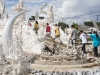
[58, 22, 69, 32]
[73, 22, 78, 30]
[84, 21, 93, 27]
[84, 21, 100, 30]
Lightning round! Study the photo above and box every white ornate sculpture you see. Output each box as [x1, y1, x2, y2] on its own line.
[21, 24, 45, 54]
[0, 0, 4, 19]
[0, 3, 100, 75]
[61, 27, 73, 46]
[12, 0, 26, 22]
[0, 0, 8, 19]
[40, 4, 61, 24]
[2, 11, 27, 54]
[2, 11, 31, 75]
[12, 0, 26, 12]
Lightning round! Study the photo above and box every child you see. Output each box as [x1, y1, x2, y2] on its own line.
[79, 30, 87, 54]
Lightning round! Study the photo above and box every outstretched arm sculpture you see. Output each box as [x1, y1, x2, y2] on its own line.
[40, 4, 47, 14]
[40, 4, 62, 24]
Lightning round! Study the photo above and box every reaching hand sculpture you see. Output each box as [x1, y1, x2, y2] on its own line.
[40, 4, 61, 24]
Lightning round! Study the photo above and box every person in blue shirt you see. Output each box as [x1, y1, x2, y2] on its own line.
[90, 31, 100, 57]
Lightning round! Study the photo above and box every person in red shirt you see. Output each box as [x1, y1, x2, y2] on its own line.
[46, 23, 51, 37]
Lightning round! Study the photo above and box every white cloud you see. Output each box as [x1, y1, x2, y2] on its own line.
[55, 0, 100, 24]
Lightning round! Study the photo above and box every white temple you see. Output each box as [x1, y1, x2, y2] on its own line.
[0, 0, 100, 74]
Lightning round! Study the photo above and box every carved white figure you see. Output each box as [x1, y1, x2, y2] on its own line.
[40, 4, 61, 24]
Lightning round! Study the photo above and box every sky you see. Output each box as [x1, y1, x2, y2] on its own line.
[4, 0, 100, 25]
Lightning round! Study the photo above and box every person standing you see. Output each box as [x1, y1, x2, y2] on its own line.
[54, 24, 61, 43]
[70, 25, 77, 46]
[90, 31, 100, 57]
[46, 23, 51, 37]
[34, 21, 39, 35]
[79, 30, 87, 54]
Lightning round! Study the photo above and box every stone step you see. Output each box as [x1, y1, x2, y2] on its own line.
[34, 60, 89, 65]
[29, 62, 99, 72]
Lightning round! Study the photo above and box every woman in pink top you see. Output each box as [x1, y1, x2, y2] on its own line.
[46, 23, 51, 37]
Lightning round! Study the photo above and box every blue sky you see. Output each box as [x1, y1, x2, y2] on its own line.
[4, 0, 100, 25]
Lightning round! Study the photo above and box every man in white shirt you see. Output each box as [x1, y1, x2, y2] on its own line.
[79, 30, 87, 54]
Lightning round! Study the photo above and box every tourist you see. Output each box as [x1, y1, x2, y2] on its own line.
[79, 30, 87, 54]
[46, 23, 51, 37]
[28, 21, 32, 27]
[90, 30, 100, 57]
[70, 25, 77, 46]
[54, 24, 61, 43]
[34, 21, 39, 35]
